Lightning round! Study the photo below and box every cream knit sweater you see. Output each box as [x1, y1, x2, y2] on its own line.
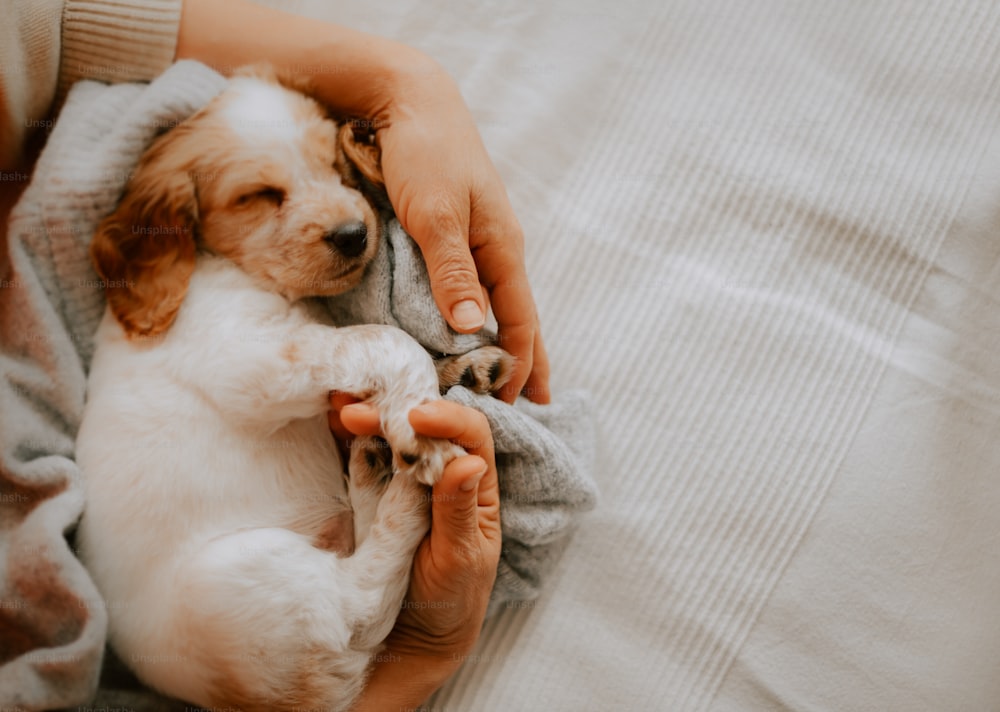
[1, 1, 180, 706]
[1, 0, 181, 169]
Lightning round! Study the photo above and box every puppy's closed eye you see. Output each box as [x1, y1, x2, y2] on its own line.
[235, 186, 286, 208]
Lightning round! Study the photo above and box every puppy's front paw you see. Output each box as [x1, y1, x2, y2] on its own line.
[381, 412, 464, 486]
[348, 435, 394, 492]
[435, 346, 514, 395]
[394, 435, 465, 487]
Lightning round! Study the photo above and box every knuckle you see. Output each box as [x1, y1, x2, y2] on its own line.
[428, 255, 480, 293]
[462, 412, 493, 450]
[410, 188, 466, 238]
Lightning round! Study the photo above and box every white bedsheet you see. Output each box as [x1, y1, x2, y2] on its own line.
[288, 1, 1000, 709]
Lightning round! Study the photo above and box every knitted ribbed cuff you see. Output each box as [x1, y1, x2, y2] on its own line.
[58, 0, 182, 99]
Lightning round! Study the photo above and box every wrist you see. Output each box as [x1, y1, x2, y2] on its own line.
[351, 645, 464, 712]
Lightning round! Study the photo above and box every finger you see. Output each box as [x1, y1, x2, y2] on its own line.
[410, 401, 499, 511]
[327, 409, 353, 443]
[489, 280, 537, 403]
[402, 187, 486, 334]
[521, 327, 551, 404]
[339, 402, 382, 436]
[330, 392, 362, 411]
[409, 401, 493, 454]
[465, 195, 548, 403]
[327, 392, 362, 443]
[428, 454, 489, 543]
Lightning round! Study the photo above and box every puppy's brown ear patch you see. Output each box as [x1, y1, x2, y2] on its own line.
[90, 139, 198, 339]
[337, 123, 384, 189]
[271, 65, 318, 99]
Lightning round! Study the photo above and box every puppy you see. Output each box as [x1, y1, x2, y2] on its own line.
[74, 70, 511, 711]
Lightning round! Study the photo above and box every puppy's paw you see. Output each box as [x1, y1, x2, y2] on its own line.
[435, 346, 514, 395]
[380, 411, 464, 486]
[393, 435, 465, 487]
[348, 436, 393, 491]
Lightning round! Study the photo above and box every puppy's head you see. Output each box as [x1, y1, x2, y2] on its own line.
[91, 69, 386, 339]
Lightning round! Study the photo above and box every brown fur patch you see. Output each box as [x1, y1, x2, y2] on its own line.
[207, 645, 359, 712]
[435, 346, 515, 395]
[314, 510, 355, 556]
[280, 341, 300, 364]
[337, 123, 384, 189]
[90, 118, 201, 339]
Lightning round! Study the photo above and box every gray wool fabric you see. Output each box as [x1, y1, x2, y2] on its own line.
[328, 221, 599, 615]
[0, 60, 597, 707]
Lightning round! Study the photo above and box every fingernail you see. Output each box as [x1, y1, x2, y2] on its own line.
[451, 299, 485, 331]
[459, 464, 488, 492]
[343, 402, 376, 415]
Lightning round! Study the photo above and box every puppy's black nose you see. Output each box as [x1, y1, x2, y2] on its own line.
[324, 221, 368, 258]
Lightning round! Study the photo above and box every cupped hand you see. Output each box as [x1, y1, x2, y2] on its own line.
[335, 396, 500, 661]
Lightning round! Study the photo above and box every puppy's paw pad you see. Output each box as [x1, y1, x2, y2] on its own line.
[348, 435, 393, 490]
[395, 439, 465, 486]
[436, 346, 515, 395]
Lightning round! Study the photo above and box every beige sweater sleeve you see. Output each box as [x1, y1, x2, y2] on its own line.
[0, 0, 181, 168]
[0, 0, 63, 168]
[59, 0, 182, 96]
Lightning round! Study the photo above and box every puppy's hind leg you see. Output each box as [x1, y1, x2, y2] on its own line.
[162, 451, 432, 711]
[340, 435, 431, 650]
[166, 529, 377, 712]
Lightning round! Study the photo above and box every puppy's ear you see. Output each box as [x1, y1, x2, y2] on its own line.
[90, 137, 198, 339]
[337, 122, 384, 189]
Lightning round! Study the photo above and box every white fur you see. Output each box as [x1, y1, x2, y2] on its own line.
[76, 255, 462, 710]
[222, 77, 304, 147]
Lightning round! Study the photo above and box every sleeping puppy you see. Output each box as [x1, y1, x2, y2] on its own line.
[74, 69, 511, 711]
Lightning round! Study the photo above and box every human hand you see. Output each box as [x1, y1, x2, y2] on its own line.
[374, 74, 551, 405]
[333, 395, 500, 709]
[338, 397, 500, 651]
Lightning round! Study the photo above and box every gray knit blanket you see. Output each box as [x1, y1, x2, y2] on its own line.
[0, 60, 597, 709]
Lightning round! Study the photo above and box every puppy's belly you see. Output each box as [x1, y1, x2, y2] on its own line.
[76, 388, 346, 654]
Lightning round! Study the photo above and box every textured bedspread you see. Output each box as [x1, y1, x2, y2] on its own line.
[4, 0, 1000, 709]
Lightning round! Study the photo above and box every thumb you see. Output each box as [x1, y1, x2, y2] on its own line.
[429, 454, 488, 543]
